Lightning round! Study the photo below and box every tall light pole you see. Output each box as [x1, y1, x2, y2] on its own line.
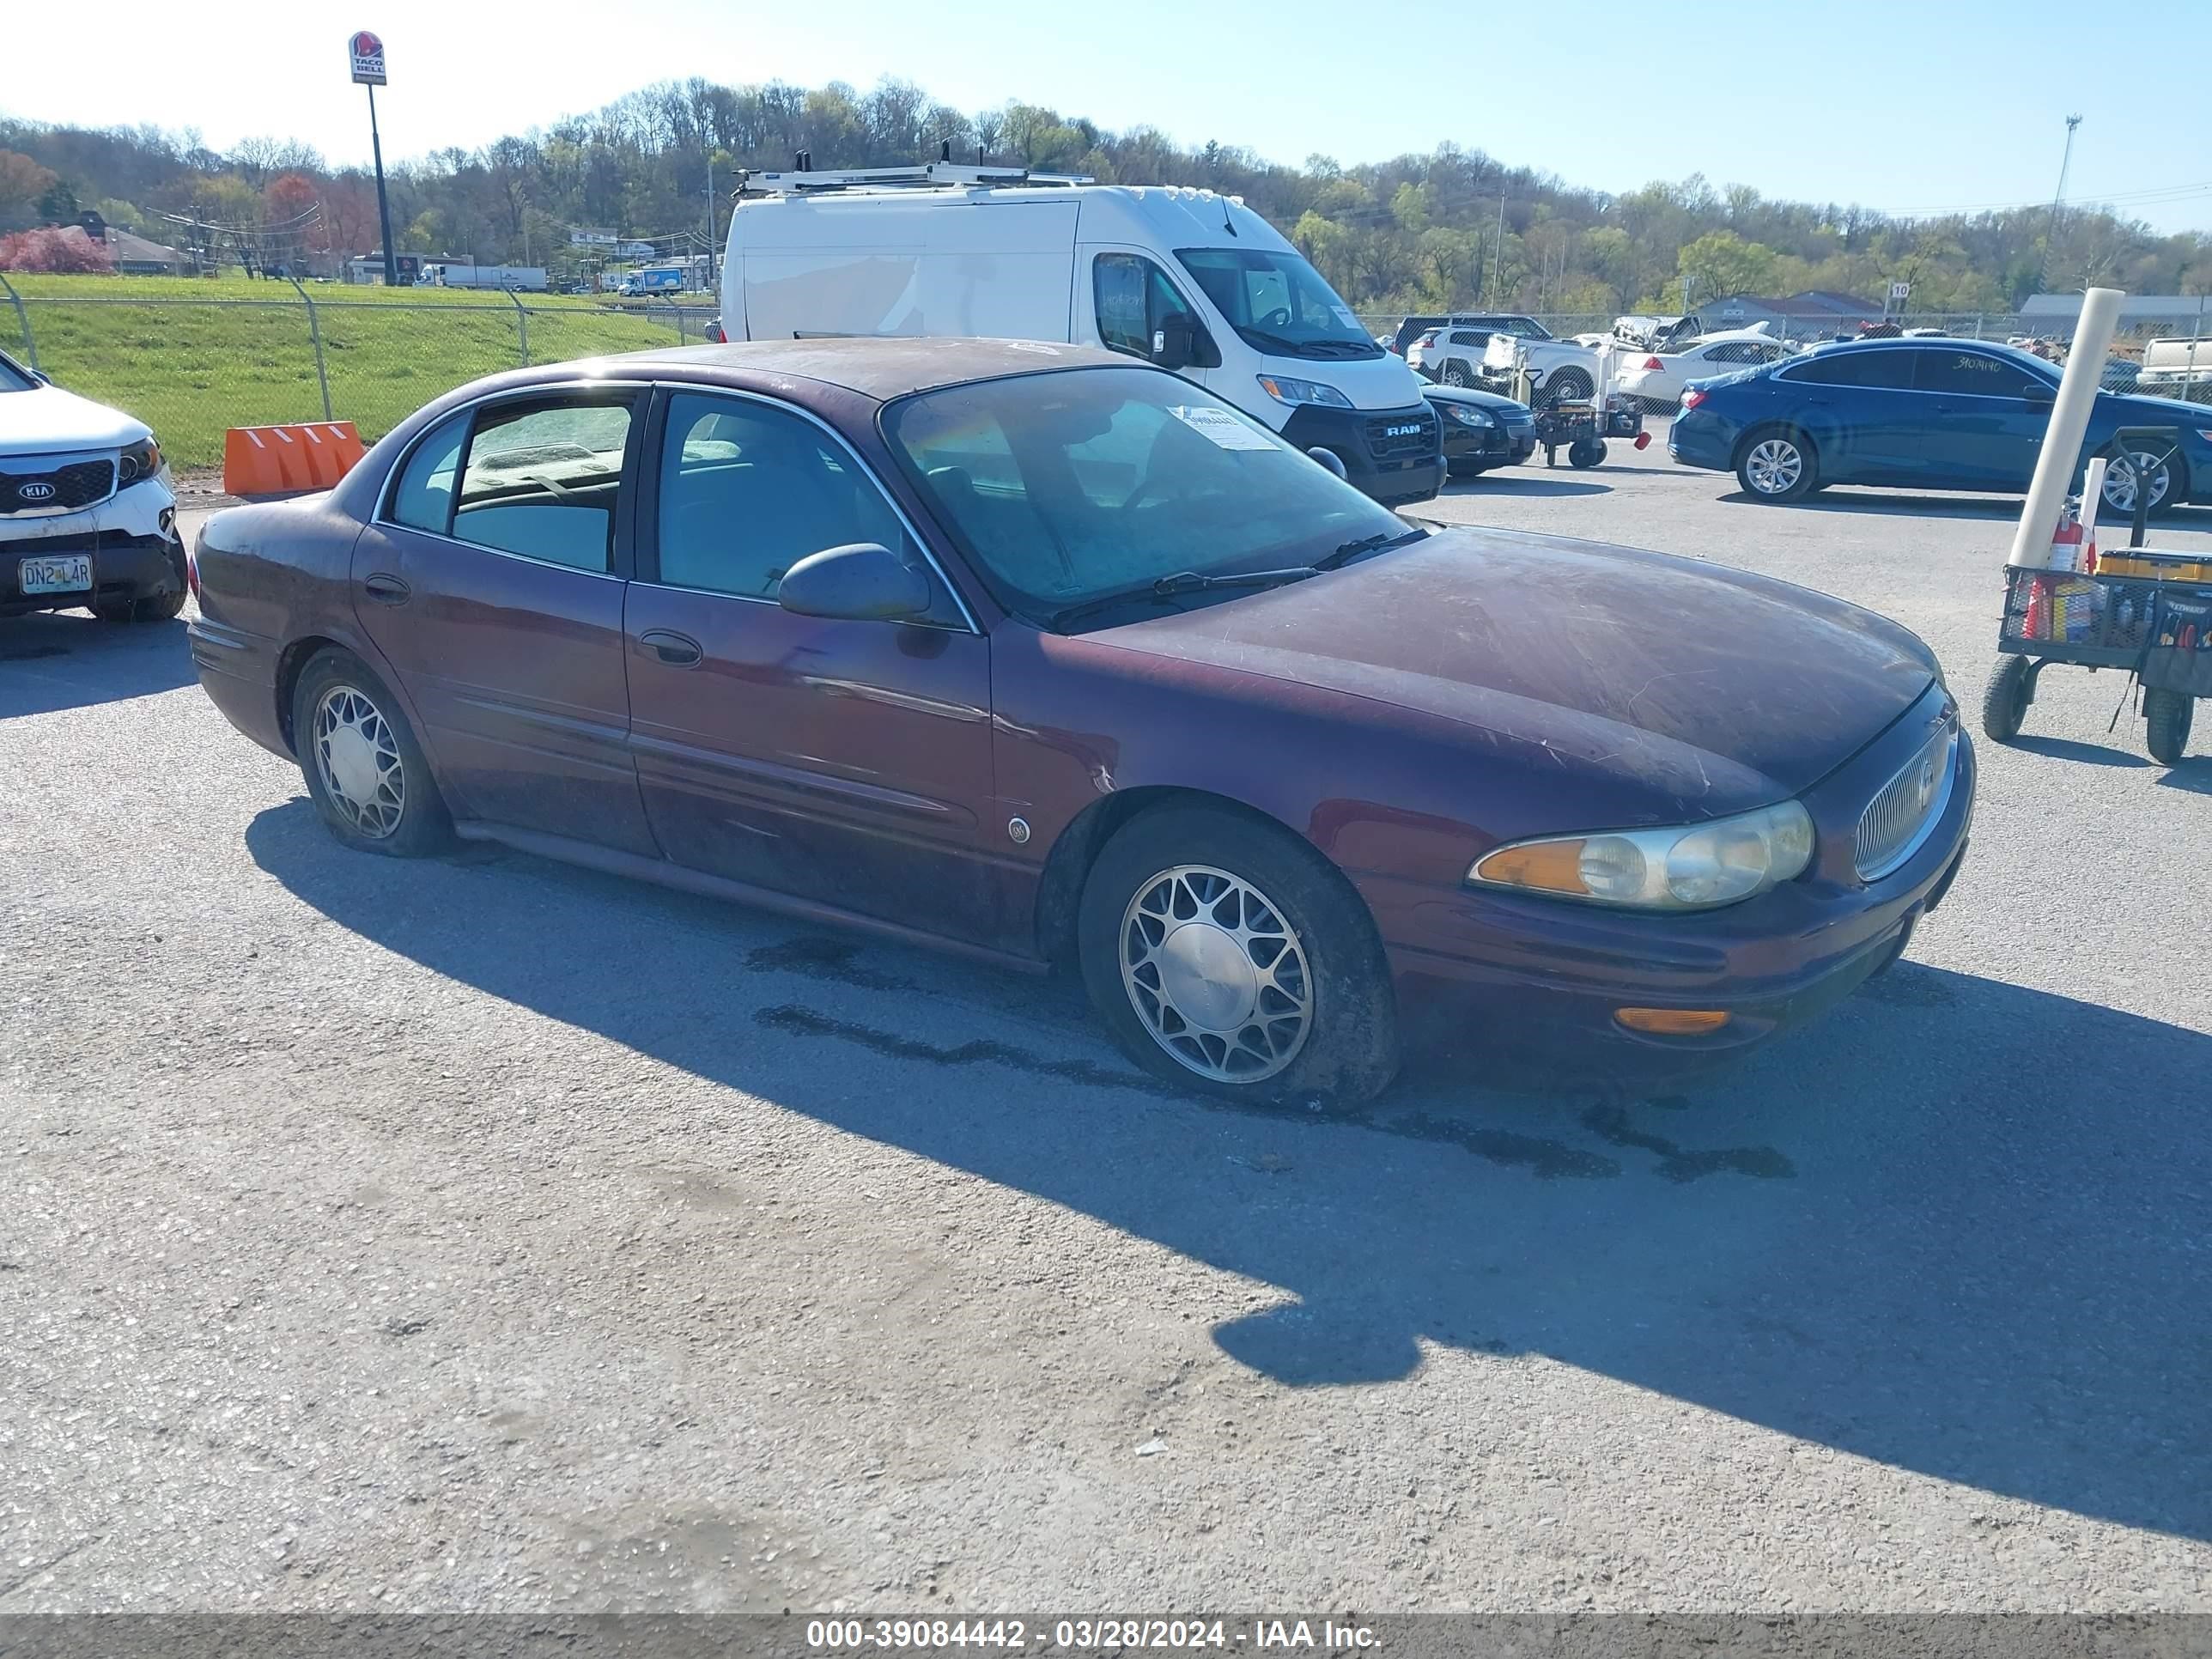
[2041, 113, 2082, 292]
[349, 32, 398, 286]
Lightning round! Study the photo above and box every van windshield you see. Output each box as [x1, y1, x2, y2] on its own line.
[883, 365, 1411, 631]
[1174, 248, 1383, 361]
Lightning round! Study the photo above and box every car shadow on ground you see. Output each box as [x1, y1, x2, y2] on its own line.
[1443, 476, 1610, 499]
[246, 799, 2212, 1543]
[0, 609, 195, 720]
[2008, 734, 2154, 769]
[2155, 757, 2212, 793]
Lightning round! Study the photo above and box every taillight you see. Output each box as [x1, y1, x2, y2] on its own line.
[706, 321, 726, 343]
[1680, 387, 1706, 410]
[1641, 356, 1663, 371]
[185, 543, 200, 601]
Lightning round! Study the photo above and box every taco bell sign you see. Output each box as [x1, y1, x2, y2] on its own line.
[349, 30, 387, 85]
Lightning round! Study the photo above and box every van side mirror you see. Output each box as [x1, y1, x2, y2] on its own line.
[1151, 317, 1198, 372]
[777, 543, 930, 623]
[1306, 447, 1349, 481]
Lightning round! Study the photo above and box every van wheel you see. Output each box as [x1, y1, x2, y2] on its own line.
[2144, 690, 2193, 764]
[1735, 428, 1819, 503]
[1078, 804, 1399, 1107]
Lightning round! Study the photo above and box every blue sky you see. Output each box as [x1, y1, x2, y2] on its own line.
[10, 0, 2210, 232]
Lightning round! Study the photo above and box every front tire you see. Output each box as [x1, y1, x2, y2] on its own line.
[1078, 804, 1400, 1106]
[1735, 428, 1820, 503]
[292, 647, 452, 857]
[1441, 362, 1474, 388]
[2145, 689, 2194, 765]
[90, 588, 187, 623]
[1981, 654, 2033, 742]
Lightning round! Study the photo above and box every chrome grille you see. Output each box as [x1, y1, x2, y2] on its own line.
[1855, 721, 1957, 881]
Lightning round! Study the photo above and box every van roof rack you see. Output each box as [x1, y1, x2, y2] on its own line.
[735, 161, 1096, 197]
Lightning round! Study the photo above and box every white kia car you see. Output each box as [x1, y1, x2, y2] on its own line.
[2, 348, 186, 623]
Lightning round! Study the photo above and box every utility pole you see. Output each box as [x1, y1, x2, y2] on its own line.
[704, 150, 717, 293]
[1491, 191, 1507, 304]
[2041, 113, 2082, 292]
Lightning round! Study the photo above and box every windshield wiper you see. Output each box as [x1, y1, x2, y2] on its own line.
[1313, 526, 1430, 570]
[1046, 567, 1320, 633]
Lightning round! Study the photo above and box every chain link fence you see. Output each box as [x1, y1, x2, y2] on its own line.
[0, 278, 715, 470]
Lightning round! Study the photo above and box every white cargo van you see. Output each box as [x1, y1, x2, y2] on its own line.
[717, 163, 1442, 504]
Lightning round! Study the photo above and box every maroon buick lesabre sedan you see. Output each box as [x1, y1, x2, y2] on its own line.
[190, 338, 1972, 1103]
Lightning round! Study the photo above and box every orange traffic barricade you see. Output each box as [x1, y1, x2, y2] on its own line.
[222, 422, 368, 495]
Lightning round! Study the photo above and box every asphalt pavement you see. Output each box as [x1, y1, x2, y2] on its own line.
[3, 439, 2209, 1612]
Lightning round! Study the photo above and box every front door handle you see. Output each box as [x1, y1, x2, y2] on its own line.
[362, 573, 410, 605]
[637, 629, 702, 667]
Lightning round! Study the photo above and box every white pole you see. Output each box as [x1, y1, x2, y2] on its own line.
[2007, 286, 2124, 569]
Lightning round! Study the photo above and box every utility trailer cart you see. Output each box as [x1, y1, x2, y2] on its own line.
[1529, 397, 1647, 470]
[1981, 428, 2208, 764]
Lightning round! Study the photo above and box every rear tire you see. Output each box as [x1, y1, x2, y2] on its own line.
[292, 647, 453, 858]
[1077, 803, 1400, 1107]
[2101, 444, 2185, 521]
[1441, 362, 1474, 388]
[1735, 427, 1819, 504]
[1980, 654, 2033, 742]
[2144, 689, 2194, 765]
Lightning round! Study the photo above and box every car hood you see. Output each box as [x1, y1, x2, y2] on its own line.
[0, 382, 149, 456]
[1422, 384, 1530, 418]
[1087, 526, 1937, 817]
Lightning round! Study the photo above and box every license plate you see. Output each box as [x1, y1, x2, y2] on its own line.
[19, 554, 92, 594]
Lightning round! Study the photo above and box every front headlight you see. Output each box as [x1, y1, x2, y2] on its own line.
[1468, 800, 1816, 911]
[118, 435, 163, 487]
[1255, 374, 1353, 409]
[1439, 403, 1493, 428]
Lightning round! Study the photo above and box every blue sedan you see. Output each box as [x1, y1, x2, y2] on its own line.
[1668, 338, 2212, 517]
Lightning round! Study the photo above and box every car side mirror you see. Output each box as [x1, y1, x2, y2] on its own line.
[1306, 447, 1349, 481]
[777, 543, 930, 623]
[1152, 318, 1198, 372]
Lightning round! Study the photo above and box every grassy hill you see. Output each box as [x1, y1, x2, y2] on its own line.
[3, 275, 692, 467]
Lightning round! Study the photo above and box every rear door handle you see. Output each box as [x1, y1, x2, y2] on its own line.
[637, 629, 702, 667]
[362, 573, 410, 605]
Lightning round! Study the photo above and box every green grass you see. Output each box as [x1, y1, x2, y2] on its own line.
[3, 274, 697, 468]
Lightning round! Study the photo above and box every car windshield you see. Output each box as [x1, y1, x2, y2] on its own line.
[1175, 248, 1383, 360]
[884, 365, 1413, 629]
[0, 352, 37, 392]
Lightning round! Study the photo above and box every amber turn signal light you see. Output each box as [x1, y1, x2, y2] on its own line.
[1614, 1008, 1733, 1036]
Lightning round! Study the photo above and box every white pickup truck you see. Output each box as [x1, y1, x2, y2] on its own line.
[2137, 337, 2212, 401]
[1481, 321, 1604, 407]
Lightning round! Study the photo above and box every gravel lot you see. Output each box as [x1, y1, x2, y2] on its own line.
[4, 433, 2209, 1613]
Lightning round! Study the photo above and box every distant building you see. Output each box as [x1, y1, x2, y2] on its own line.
[49, 216, 187, 275]
[2020, 293, 2212, 336]
[1690, 290, 1887, 337]
[343, 252, 425, 285]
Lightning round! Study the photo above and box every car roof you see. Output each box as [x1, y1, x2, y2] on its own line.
[590, 336, 1131, 401]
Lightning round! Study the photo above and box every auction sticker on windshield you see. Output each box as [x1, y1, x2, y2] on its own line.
[1172, 406, 1275, 451]
[18, 554, 93, 594]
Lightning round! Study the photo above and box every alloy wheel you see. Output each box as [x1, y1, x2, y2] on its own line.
[2101, 452, 2172, 515]
[313, 684, 406, 838]
[1119, 864, 1312, 1083]
[1746, 438, 1803, 495]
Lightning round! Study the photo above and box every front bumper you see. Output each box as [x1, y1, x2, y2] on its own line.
[1, 474, 185, 617]
[1369, 685, 1977, 1080]
[1441, 420, 1538, 471]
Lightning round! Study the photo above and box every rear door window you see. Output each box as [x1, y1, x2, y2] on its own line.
[386, 412, 467, 534]
[1913, 349, 2048, 398]
[451, 397, 637, 572]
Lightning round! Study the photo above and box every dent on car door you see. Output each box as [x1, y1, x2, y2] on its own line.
[348, 390, 659, 854]
[623, 389, 1010, 946]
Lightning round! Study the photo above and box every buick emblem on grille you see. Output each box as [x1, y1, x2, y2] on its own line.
[16, 481, 56, 502]
[1912, 755, 1938, 811]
